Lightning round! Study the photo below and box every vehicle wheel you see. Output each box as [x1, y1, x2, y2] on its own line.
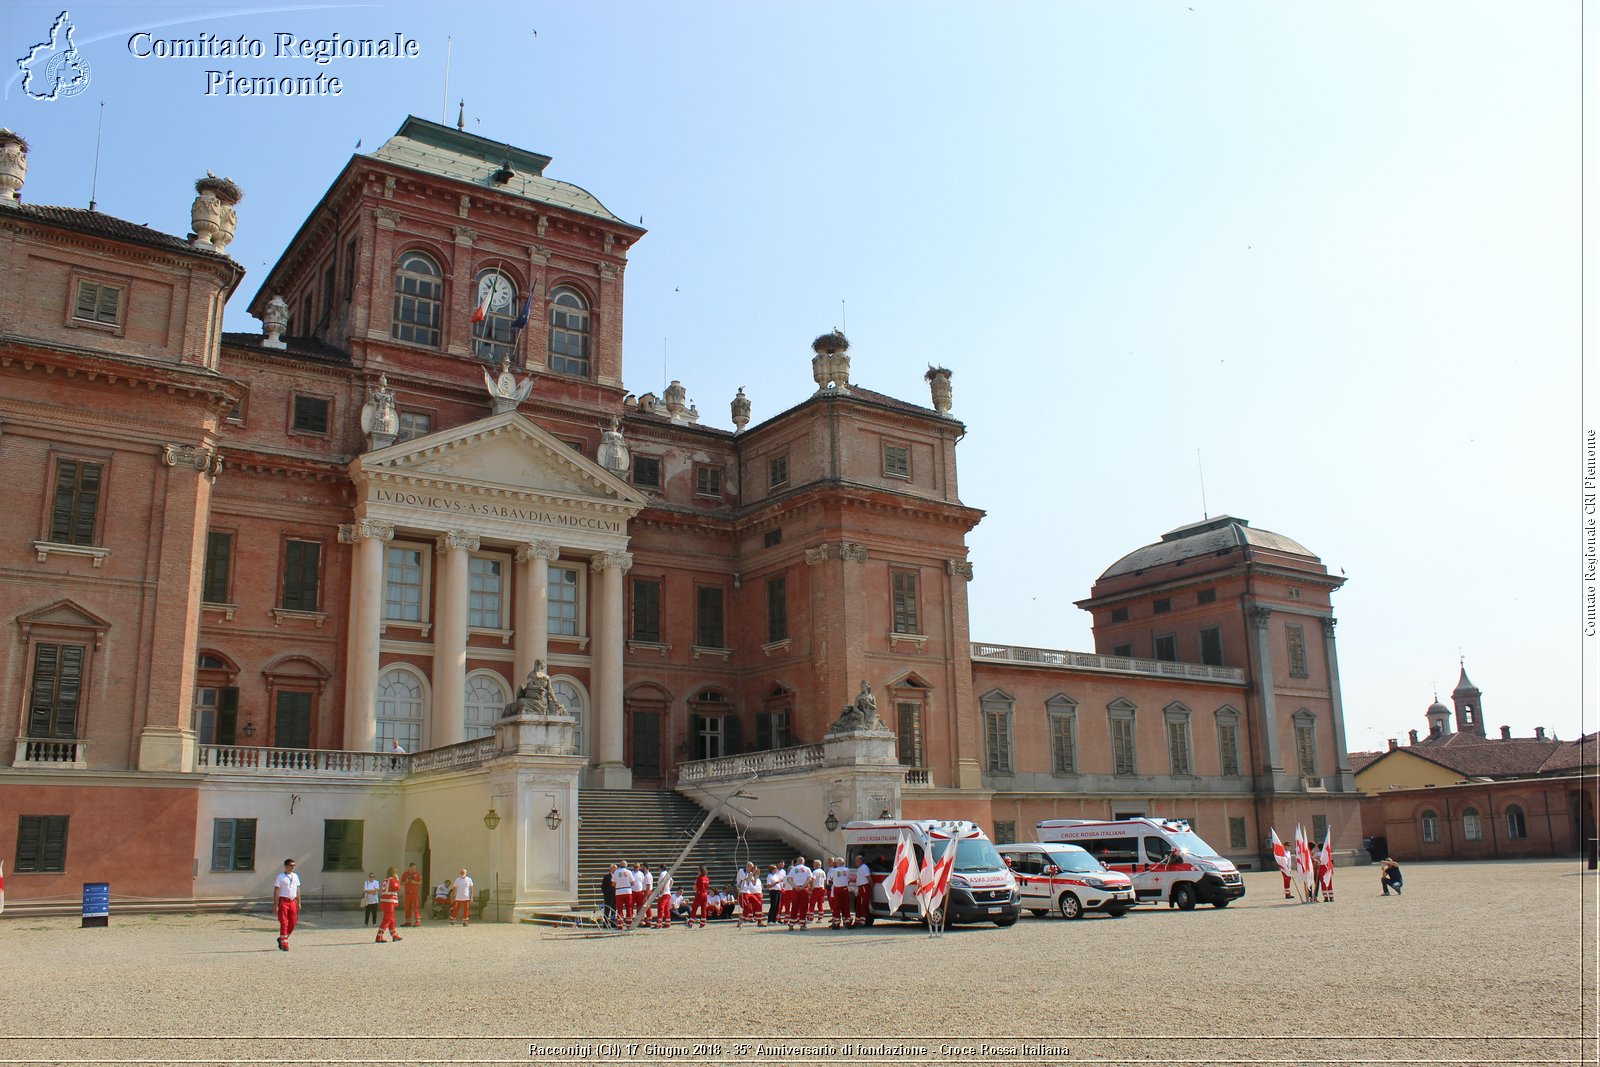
[1057, 892, 1084, 920]
[995, 915, 1017, 927]
[1172, 883, 1197, 911]
[1212, 899, 1230, 909]
[922, 905, 946, 928]
[1106, 907, 1128, 918]
[1028, 909, 1047, 917]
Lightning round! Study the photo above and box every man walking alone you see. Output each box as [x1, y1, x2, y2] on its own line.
[273, 858, 301, 951]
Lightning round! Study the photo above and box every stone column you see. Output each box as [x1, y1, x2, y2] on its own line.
[514, 540, 559, 685]
[1247, 604, 1285, 788]
[433, 530, 479, 745]
[590, 550, 633, 788]
[1321, 616, 1356, 791]
[339, 519, 393, 751]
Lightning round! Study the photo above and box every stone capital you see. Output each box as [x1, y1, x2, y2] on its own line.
[338, 519, 395, 545]
[435, 530, 480, 554]
[374, 206, 400, 226]
[805, 544, 832, 566]
[597, 263, 618, 281]
[947, 559, 974, 580]
[161, 443, 223, 481]
[527, 245, 550, 265]
[1321, 616, 1338, 638]
[839, 542, 868, 563]
[452, 225, 477, 245]
[1248, 605, 1273, 629]
[591, 550, 634, 573]
[516, 540, 562, 563]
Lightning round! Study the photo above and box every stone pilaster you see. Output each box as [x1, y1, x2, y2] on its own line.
[433, 530, 479, 745]
[339, 519, 393, 751]
[1321, 616, 1356, 790]
[590, 550, 633, 788]
[1248, 604, 1286, 787]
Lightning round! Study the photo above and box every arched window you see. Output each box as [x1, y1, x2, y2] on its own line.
[1462, 807, 1483, 841]
[551, 678, 585, 756]
[472, 268, 519, 365]
[465, 672, 509, 740]
[1420, 809, 1439, 844]
[1505, 804, 1527, 840]
[376, 667, 424, 752]
[548, 285, 590, 376]
[392, 251, 442, 347]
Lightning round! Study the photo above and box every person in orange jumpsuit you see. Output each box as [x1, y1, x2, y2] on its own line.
[400, 862, 423, 927]
[375, 866, 402, 943]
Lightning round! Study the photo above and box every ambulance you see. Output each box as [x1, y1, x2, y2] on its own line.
[1035, 818, 1245, 910]
[842, 819, 1020, 927]
[995, 842, 1136, 919]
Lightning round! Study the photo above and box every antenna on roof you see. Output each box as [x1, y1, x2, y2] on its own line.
[1196, 449, 1209, 520]
[88, 101, 104, 211]
[841, 298, 846, 333]
[441, 36, 452, 124]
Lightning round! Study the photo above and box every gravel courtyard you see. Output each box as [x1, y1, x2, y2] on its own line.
[4, 860, 1593, 1066]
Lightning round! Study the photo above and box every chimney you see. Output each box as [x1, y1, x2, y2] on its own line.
[1536, 727, 1546, 740]
[1409, 729, 1420, 745]
[1387, 738, 1398, 752]
[0, 129, 28, 206]
[1500, 725, 1511, 740]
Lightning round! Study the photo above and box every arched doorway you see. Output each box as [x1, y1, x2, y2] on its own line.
[405, 818, 431, 892]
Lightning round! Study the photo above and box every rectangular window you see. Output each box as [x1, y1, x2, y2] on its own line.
[768, 455, 788, 488]
[1153, 634, 1177, 662]
[992, 821, 1017, 846]
[1112, 717, 1136, 776]
[1287, 623, 1309, 678]
[984, 705, 1013, 774]
[281, 539, 321, 611]
[49, 459, 103, 545]
[1153, 598, 1171, 614]
[756, 710, 792, 751]
[696, 586, 725, 648]
[396, 411, 432, 442]
[632, 455, 661, 488]
[1197, 588, 1217, 605]
[1219, 721, 1240, 777]
[1296, 722, 1318, 776]
[194, 685, 238, 746]
[16, 815, 69, 873]
[212, 817, 257, 872]
[1168, 720, 1192, 776]
[548, 566, 579, 636]
[1112, 642, 1133, 658]
[1421, 812, 1439, 843]
[73, 281, 121, 325]
[27, 643, 84, 739]
[1110, 606, 1129, 623]
[291, 395, 330, 435]
[891, 571, 920, 634]
[765, 576, 788, 643]
[274, 690, 312, 749]
[631, 578, 662, 643]
[468, 557, 504, 629]
[1050, 714, 1077, 774]
[763, 528, 782, 548]
[896, 701, 924, 766]
[383, 546, 423, 622]
[1312, 814, 1329, 843]
[695, 465, 723, 498]
[203, 530, 233, 603]
[322, 819, 364, 872]
[1507, 807, 1527, 839]
[1199, 626, 1224, 666]
[1228, 817, 1247, 851]
[883, 444, 910, 479]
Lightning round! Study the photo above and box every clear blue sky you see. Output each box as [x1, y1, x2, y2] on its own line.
[5, 1, 1591, 750]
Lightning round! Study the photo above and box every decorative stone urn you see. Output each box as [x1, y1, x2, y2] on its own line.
[811, 330, 851, 391]
[663, 379, 688, 421]
[214, 204, 238, 253]
[925, 365, 953, 414]
[191, 173, 242, 250]
[731, 386, 751, 433]
[261, 294, 289, 349]
[0, 129, 28, 206]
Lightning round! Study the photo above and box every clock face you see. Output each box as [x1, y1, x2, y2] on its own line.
[477, 272, 513, 312]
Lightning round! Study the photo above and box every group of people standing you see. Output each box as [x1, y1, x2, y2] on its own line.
[601, 855, 875, 931]
[272, 859, 478, 952]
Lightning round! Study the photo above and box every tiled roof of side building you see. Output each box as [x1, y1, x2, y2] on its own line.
[9, 203, 234, 259]
[221, 332, 351, 365]
[1348, 751, 1384, 774]
[1405, 737, 1565, 779]
[1538, 733, 1598, 774]
[1099, 515, 1318, 579]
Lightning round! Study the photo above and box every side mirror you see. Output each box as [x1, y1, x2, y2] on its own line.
[1045, 865, 1061, 875]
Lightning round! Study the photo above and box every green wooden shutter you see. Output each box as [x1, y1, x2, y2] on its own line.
[723, 714, 741, 756]
[323, 820, 344, 870]
[212, 819, 235, 871]
[235, 819, 256, 871]
[17, 816, 44, 871]
[755, 712, 772, 751]
[217, 687, 238, 745]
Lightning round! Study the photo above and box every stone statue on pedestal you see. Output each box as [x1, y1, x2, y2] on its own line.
[505, 658, 556, 718]
[827, 680, 886, 734]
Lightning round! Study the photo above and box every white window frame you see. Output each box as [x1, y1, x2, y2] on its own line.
[550, 676, 589, 758]
[383, 542, 432, 626]
[548, 563, 585, 638]
[464, 670, 509, 740]
[1421, 810, 1439, 844]
[375, 665, 427, 752]
[1462, 807, 1483, 842]
[467, 551, 511, 632]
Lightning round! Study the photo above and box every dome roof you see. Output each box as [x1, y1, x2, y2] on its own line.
[1427, 700, 1450, 716]
[1098, 516, 1318, 580]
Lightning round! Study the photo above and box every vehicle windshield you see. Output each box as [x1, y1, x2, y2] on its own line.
[1045, 849, 1106, 874]
[1168, 831, 1219, 858]
[932, 836, 1006, 873]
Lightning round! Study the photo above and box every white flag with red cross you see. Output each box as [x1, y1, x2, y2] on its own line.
[883, 832, 916, 914]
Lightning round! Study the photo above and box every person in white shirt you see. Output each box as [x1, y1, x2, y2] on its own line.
[808, 859, 828, 926]
[652, 868, 674, 929]
[738, 863, 764, 927]
[633, 863, 653, 927]
[785, 857, 812, 928]
[361, 873, 381, 926]
[612, 861, 636, 926]
[766, 864, 787, 926]
[852, 854, 873, 927]
[273, 858, 301, 951]
[450, 867, 475, 926]
[828, 858, 852, 928]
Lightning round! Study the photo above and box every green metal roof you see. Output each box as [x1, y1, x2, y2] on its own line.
[368, 116, 637, 229]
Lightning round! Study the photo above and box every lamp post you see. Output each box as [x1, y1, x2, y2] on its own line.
[824, 811, 839, 833]
[483, 802, 502, 922]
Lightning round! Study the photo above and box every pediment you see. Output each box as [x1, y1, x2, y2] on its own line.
[16, 598, 112, 633]
[354, 410, 646, 508]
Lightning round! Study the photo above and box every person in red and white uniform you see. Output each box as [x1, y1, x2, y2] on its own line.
[738, 863, 764, 927]
[851, 854, 872, 928]
[451, 867, 475, 926]
[375, 866, 402, 943]
[612, 861, 635, 925]
[273, 858, 300, 951]
[808, 858, 828, 926]
[785, 857, 812, 928]
[634, 863, 653, 924]
[401, 862, 423, 927]
[652, 867, 674, 929]
[690, 865, 712, 928]
[828, 857, 852, 928]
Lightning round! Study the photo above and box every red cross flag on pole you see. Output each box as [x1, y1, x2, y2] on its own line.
[883, 832, 916, 914]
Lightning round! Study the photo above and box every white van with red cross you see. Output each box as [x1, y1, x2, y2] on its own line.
[995, 842, 1135, 919]
[842, 820, 1020, 927]
[1035, 818, 1245, 910]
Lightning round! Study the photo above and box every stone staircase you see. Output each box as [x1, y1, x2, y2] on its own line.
[573, 789, 800, 911]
